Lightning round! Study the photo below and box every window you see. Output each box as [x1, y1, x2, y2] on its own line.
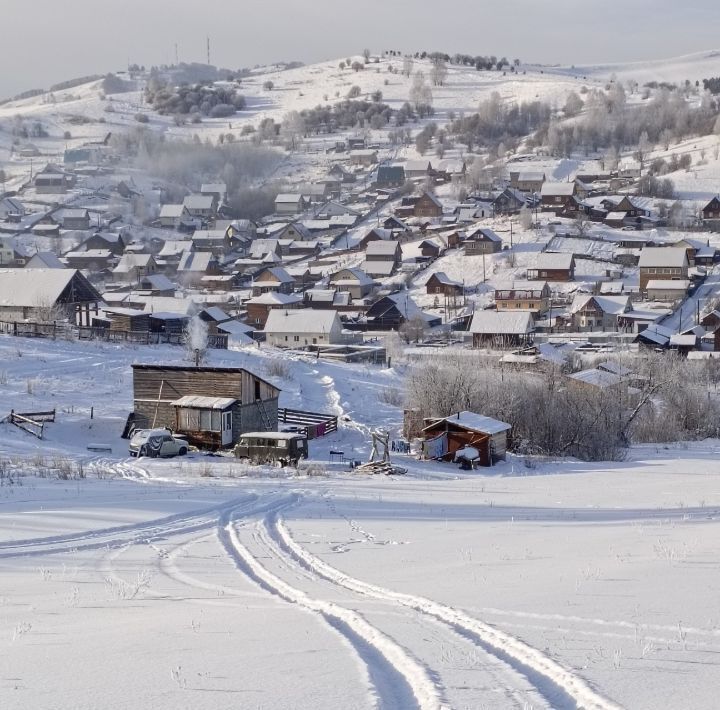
[294, 335, 300, 342]
[222, 411, 232, 431]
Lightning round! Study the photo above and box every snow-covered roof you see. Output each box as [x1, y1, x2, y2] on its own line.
[428, 271, 462, 287]
[541, 182, 576, 196]
[183, 194, 215, 210]
[0, 268, 90, 307]
[363, 260, 396, 277]
[246, 292, 302, 306]
[140, 273, 175, 291]
[171, 396, 237, 409]
[114, 253, 153, 273]
[178, 250, 212, 272]
[533, 253, 574, 270]
[638, 247, 688, 268]
[466, 226, 502, 242]
[646, 279, 690, 291]
[365, 240, 400, 256]
[25, 252, 66, 269]
[424, 411, 511, 435]
[264, 308, 339, 334]
[159, 204, 186, 218]
[570, 294, 630, 315]
[469, 310, 535, 335]
[568, 368, 623, 388]
[275, 193, 303, 203]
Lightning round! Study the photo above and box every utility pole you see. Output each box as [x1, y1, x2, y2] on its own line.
[482, 250, 486, 282]
[207, 37, 211, 66]
[510, 219, 513, 248]
[175, 43, 179, 66]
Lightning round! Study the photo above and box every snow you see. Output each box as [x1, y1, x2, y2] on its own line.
[0, 335, 719, 707]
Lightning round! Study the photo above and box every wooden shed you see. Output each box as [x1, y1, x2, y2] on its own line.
[131, 364, 281, 449]
[421, 412, 511, 467]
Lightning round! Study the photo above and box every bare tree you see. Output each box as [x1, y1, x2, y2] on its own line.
[430, 58, 448, 87]
[402, 55, 414, 77]
[281, 111, 305, 151]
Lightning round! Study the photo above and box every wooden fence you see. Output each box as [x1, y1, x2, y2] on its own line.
[7, 408, 56, 439]
[0, 321, 227, 349]
[278, 407, 338, 438]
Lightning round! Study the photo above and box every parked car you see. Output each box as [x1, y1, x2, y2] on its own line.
[129, 429, 189, 458]
[234, 432, 308, 466]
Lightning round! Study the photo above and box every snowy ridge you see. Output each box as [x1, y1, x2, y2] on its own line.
[273, 515, 620, 710]
[217, 496, 445, 710]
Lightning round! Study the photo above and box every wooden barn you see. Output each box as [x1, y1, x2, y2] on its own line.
[421, 411, 511, 467]
[131, 364, 281, 449]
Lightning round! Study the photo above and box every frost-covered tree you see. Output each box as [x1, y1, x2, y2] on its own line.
[184, 314, 208, 365]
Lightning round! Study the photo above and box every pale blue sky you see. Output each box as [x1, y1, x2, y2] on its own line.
[2, 0, 719, 99]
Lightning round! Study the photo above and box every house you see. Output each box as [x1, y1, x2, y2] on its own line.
[60, 209, 91, 231]
[314, 201, 360, 220]
[63, 249, 115, 271]
[200, 182, 227, 204]
[469, 310, 535, 348]
[413, 191, 443, 218]
[638, 247, 689, 292]
[509, 171, 545, 192]
[264, 309, 344, 348]
[25, 252, 66, 269]
[426, 272, 463, 297]
[183, 194, 217, 219]
[328, 164, 356, 183]
[494, 281, 551, 314]
[418, 238, 445, 259]
[349, 149, 378, 166]
[464, 227, 502, 255]
[252, 267, 295, 296]
[492, 187, 526, 215]
[158, 204, 189, 228]
[421, 412, 511, 466]
[358, 227, 394, 250]
[329, 268, 376, 299]
[376, 165, 406, 188]
[34, 173, 70, 194]
[382, 216, 411, 233]
[701, 196, 720, 228]
[101, 307, 151, 333]
[405, 160, 433, 179]
[245, 292, 302, 328]
[363, 240, 402, 278]
[81, 232, 126, 256]
[365, 292, 441, 330]
[297, 183, 330, 204]
[131, 364, 280, 449]
[177, 250, 217, 285]
[113, 254, 156, 283]
[568, 294, 632, 331]
[540, 181, 577, 211]
[673, 238, 717, 267]
[0, 197, 25, 222]
[274, 194, 306, 215]
[646, 279, 690, 302]
[526, 253, 575, 281]
[138, 273, 176, 296]
[436, 159, 466, 181]
[0, 268, 101, 325]
[275, 222, 313, 242]
[0, 237, 29, 267]
[304, 289, 351, 309]
[567, 368, 630, 393]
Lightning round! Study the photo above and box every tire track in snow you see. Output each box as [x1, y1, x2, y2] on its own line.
[273, 515, 621, 710]
[0, 494, 258, 559]
[217, 496, 444, 710]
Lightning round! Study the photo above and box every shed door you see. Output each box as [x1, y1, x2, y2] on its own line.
[221, 411, 233, 446]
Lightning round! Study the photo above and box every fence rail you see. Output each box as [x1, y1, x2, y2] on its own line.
[278, 407, 338, 438]
[7, 408, 56, 439]
[0, 321, 227, 349]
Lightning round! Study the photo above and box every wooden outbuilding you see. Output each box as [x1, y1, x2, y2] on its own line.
[421, 411, 511, 467]
[131, 364, 281, 449]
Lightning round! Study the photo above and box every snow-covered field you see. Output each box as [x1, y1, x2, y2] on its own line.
[1, 336, 720, 709]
